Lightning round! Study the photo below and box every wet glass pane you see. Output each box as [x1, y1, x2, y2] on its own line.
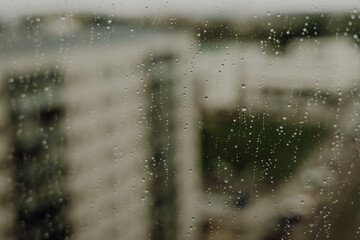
[1, 1, 360, 240]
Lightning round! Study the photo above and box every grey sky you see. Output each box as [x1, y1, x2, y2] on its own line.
[1, 0, 360, 18]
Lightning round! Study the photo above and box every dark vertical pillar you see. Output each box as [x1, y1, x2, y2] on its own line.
[147, 55, 178, 240]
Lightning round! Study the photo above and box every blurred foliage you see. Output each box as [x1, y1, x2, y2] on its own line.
[201, 112, 325, 184]
[190, 12, 360, 53]
[10, 12, 360, 51]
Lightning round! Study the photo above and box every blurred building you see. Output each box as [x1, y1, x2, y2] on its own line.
[194, 36, 360, 240]
[0, 17, 201, 240]
[195, 36, 360, 123]
[0, 69, 14, 240]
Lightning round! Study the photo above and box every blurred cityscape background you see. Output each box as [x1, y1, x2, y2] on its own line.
[1, 2, 360, 240]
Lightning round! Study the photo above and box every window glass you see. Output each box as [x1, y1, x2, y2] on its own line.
[1, 1, 360, 240]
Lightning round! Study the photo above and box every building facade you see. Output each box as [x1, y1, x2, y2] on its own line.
[0, 22, 201, 240]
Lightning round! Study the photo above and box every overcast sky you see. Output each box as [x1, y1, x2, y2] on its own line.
[1, 0, 360, 18]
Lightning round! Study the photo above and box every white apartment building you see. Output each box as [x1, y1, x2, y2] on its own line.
[195, 37, 360, 122]
[0, 22, 201, 240]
